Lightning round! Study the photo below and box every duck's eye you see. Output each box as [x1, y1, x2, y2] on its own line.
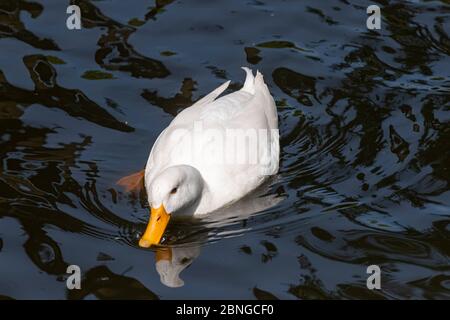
[170, 187, 178, 194]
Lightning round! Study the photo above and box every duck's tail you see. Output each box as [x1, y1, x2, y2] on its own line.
[241, 66, 255, 94]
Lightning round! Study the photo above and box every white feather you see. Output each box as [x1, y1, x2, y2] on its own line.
[145, 68, 279, 215]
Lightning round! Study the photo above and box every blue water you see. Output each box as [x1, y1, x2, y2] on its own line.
[0, 0, 449, 299]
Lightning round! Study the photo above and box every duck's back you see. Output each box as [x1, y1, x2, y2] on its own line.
[145, 68, 279, 214]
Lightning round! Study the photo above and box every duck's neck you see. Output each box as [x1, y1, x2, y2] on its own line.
[192, 183, 216, 215]
[178, 167, 222, 216]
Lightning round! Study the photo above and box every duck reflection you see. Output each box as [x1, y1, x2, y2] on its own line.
[154, 246, 200, 288]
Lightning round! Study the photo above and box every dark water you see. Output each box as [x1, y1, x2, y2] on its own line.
[0, 0, 449, 299]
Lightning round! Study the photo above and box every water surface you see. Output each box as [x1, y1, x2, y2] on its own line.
[0, 0, 449, 299]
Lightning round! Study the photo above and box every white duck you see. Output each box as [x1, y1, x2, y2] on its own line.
[118, 67, 279, 248]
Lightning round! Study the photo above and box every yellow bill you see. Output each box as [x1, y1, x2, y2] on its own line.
[139, 205, 171, 248]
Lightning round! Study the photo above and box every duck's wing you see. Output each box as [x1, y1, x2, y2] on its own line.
[200, 68, 278, 132]
[169, 80, 231, 127]
[192, 80, 231, 108]
[253, 70, 278, 131]
[198, 68, 279, 178]
[145, 80, 231, 180]
[237, 68, 278, 131]
[230, 69, 279, 176]
[145, 68, 279, 188]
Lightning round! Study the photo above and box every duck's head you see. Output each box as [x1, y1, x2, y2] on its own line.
[139, 165, 204, 248]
